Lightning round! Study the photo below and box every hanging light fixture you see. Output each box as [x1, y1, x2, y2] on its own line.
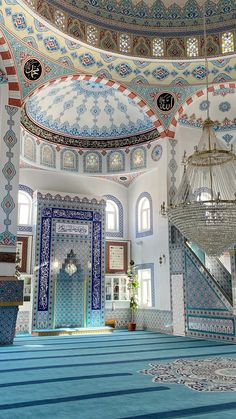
[161, 8, 236, 256]
[64, 249, 78, 276]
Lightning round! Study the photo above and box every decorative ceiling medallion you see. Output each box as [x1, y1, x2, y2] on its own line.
[157, 92, 175, 113]
[23, 58, 42, 82]
[21, 107, 160, 149]
[151, 144, 162, 161]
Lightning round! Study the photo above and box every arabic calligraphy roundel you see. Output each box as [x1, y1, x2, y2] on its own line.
[157, 92, 175, 113]
[23, 58, 42, 82]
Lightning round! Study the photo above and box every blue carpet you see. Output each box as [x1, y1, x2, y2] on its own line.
[0, 331, 236, 418]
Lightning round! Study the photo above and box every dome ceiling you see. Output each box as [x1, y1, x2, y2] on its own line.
[22, 78, 159, 148]
[176, 88, 236, 145]
[40, 0, 234, 30]
[23, 0, 236, 59]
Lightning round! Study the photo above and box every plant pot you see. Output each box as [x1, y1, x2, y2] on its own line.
[128, 322, 136, 331]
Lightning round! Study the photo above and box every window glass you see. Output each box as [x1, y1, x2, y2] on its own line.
[106, 200, 119, 232]
[138, 197, 150, 232]
[187, 37, 198, 57]
[18, 191, 32, 225]
[119, 34, 131, 53]
[222, 32, 234, 54]
[138, 268, 152, 307]
[153, 38, 164, 57]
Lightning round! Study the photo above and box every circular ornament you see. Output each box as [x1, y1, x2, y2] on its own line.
[152, 144, 162, 161]
[157, 92, 175, 113]
[23, 58, 42, 82]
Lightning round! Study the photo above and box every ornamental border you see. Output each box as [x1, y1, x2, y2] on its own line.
[0, 29, 21, 107]
[38, 207, 102, 313]
[22, 0, 236, 60]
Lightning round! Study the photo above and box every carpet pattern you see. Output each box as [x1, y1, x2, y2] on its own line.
[139, 358, 236, 392]
[0, 331, 236, 418]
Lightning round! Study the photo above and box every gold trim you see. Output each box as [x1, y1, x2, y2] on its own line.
[0, 301, 23, 306]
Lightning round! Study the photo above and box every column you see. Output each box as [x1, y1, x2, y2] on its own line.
[0, 89, 23, 344]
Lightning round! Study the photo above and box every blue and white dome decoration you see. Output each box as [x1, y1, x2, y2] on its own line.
[26, 79, 153, 139]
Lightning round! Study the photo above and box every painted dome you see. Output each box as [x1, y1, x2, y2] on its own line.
[23, 78, 158, 148]
[23, 0, 236, 59]
[176, 87, 236, 146]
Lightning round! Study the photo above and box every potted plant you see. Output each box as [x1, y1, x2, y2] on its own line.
[127, 260, 139, 331]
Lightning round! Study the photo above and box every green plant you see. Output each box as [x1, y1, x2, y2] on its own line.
[127, 260, 139, 323]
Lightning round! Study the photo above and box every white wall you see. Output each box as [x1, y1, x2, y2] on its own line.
[128, 140, 171, 310]
[19, 168, 129, 239]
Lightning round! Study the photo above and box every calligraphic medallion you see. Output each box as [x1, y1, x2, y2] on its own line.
[23, 58, 42, 82]
[157, 92, 175, 113]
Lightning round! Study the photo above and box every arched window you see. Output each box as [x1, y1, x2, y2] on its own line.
[40, 145, 55, 167]
[138, 197, 150, 232]
[222, 32, 234, 54]
[62, 150, 77, 171]
[152, 38, 164, 57]
[87, 25, 98, 46]
[119, 34, 131, 53]
[18, 191, 32, 225]
[136, 192, 153, 238]
[187, 37, 198, 57]
[131, 147, 146, 170]
[24, 136, 36, 161]
[108, 151, 125, 172]
[106, 200, 119, 233]
[84, 152, 101, 173]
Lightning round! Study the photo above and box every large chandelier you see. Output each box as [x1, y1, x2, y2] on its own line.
[161, 119, 236, 256]
[161, 8, 236, 257]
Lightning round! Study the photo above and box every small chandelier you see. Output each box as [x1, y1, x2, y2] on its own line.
[161, 119, 236, 256]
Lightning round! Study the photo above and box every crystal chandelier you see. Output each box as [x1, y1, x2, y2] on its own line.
[161, 119, 236, 256]
[161, 9, 236, 257]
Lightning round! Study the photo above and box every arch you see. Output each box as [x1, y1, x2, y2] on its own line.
[0, 29, 21, 107]
[104, 194, 124, 238]
[136, 192, 153, 238]
[19, 184, 34, 198]
[25, 74, 165, 138]
[168, 82, 236, 138]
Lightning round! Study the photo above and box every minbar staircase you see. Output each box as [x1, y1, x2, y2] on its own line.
[184, 242, 235, 341]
